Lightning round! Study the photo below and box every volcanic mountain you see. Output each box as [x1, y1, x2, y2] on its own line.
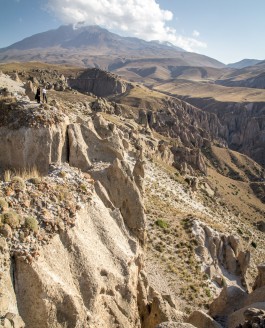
[0, 24, 225, 69]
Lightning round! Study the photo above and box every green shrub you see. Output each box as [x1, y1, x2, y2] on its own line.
[2, 211, 20, 228]
[79, 183, 87, 192]
[221, 277, 227, 287]
[58, 171, 66, 178]
[24, 216, 39, 233]
[205, 288, 211, 297]
[155, 219, 168, 229]
[56, 186, 71, 201]
[11, 176, 26, 191]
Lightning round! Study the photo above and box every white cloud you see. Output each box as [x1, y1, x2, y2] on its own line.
[192, 30, 200, 37]
[45, 0, 206, 51]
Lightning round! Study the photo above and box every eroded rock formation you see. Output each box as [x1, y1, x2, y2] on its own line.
[68, 68, 131, 97]
[192, 220, 250, 288]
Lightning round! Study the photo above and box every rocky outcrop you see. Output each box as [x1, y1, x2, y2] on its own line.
[228, 296, 265, 327]
[187, 310, 222, 328]
[178, 96, 265, 167]
[0, 238, 25, 327]
[10, 72, 21, 83]
[0, 114, 69, 174]
[142, 97, 228, 174]
[208, 266, 265, 327]
[192, 220, 250, 288]
[68, 121, 124, 169]
[138, 271, 184, 328]
[133, 155, 145, 195]
[68, 123, 93, 171]
[254, 264, 265, 289]
[68, 68, 131, 97]
[11, 198, 142, 328]
[172, 147, 207, 175]
[91, 158, 146, 243]
[0, 161, 145, 328]
[24, 81, 35, 101]
[209, 285, 247, 319]
[151, 98, 227, 149]
[235, 308, 265, 327]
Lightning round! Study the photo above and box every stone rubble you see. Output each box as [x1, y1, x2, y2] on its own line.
[0, 163, 94, 263]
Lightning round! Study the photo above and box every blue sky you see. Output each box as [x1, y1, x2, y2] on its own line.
[0, 0, 264, 64]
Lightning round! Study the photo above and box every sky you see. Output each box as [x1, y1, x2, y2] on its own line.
[0, 0, 264, 64]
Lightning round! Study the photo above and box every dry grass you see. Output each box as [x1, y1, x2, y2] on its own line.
[115, 84, 165, 111]
[3, 167, 42, 182]
[154, 79, 265, 103]
[0, 61, 84, 77]
[144, 153, 265, 314]
[3, 170, 12, 182]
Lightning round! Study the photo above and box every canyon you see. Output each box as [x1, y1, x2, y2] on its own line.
[0, 55, 264, 328]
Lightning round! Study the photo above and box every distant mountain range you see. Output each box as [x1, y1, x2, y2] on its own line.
[1, 24, 265, 90]
[0, 25, 225, 69]
[227, 59, 263, 69]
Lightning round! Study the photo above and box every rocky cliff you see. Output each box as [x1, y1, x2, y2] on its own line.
[68, 68, 131, 97]
[0, 67, 264, 328]
[175, 96, 265, 168]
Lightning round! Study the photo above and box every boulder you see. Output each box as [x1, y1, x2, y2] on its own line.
[228, 303, 265, 328]
[209, 286, 247, 317]
[187, 310, 222, 328]
[254, 263, 265, 289]
[24, 81, 35, 101]
[3, 313, 25, 328]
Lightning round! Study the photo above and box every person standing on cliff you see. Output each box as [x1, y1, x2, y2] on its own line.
[42, 86, 47, 103]
[35, 87, 41, 103]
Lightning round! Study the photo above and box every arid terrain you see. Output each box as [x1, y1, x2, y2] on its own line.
[0, 59, 264, 328]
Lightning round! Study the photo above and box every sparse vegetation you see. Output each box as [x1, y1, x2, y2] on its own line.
[58, 171, 66, 178]
[11, 176, 26, 191]
[205, 288, 211, 297]
[24, 216, 39, 233]
[3, 170, 12, 182]
[1, 210, 20, 228]
[155, 219, 168, 229]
